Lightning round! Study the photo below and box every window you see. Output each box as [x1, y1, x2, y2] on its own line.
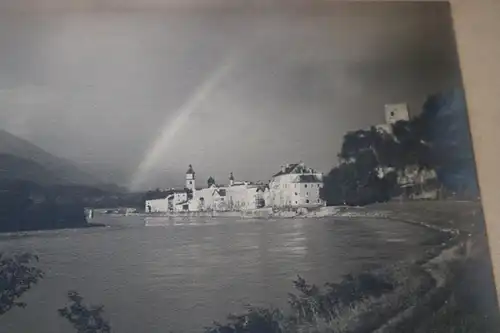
[390, 111, 395, 116]
[306, 192, 309, 196]
[304, 184, 308, 188]
[306, 200, 310, 203]
[189, 181, 192, 185]
[294, 192, 298, 196]
[295, 201, 298, 204]
[294, 184, 297, 188]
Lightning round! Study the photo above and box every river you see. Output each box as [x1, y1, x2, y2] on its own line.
[0, 216, 437, 333]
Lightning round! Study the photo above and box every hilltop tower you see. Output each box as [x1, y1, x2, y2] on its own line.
[186, 164, 195, 191]
[229, 172, 235, 186]
[384, 103, 410, 125]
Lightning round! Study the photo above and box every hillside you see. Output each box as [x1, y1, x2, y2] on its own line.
[0, 153, 70, 185]
[0, 129, 104, 186]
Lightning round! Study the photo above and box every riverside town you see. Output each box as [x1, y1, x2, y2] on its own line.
[0, 2, 498, 333]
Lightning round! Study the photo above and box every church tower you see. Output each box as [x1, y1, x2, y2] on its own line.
[229, 172, 235, 186]
[186, 164, 195, 191]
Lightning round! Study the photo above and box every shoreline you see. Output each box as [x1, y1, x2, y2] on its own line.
[0, 221, 106, 236]
[95, 206, 389, 219]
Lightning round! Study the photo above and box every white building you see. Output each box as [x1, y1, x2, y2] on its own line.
[144, 163, 322, 213]
[188, 172, 269, 212]
[145, 197, 168, 213]
[268, 162, 324, 208]
[145, 189, 188, 213]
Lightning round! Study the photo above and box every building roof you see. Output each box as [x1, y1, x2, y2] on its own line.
[213, 189, 227, 196]
[186, 164, 195, 174]
[146, 196, 169, 201]
[272, 163, 318, 178]
[148, 188, 186, 200]
[294, 175, 322, 183]
[161, 189, 188, 195]
[272, 163, 299, 177]
[175, 200, 190, 206]
[249, 184, 269, 191]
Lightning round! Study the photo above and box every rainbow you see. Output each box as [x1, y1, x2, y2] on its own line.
[129, 53, 237, 191]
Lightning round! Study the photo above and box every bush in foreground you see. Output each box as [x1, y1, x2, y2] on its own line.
[0, 253, 44, 315]
[58, 291, 112, 333]
[202, 264, 434, 333]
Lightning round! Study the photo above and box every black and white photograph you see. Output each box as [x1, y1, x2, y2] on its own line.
[0, 1, 498, 332]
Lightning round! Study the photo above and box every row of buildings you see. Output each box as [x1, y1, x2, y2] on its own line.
[145, 162, 325, 213]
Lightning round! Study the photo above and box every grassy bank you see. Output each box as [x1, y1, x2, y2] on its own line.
[204, 263, 435, 333]
[414, 235, 500, 333]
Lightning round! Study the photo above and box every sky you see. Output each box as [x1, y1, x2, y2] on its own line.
[0, 1, 463, 190]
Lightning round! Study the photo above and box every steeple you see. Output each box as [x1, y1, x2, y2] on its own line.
[229, 172, 234, 186]
[186, 164, 195, 176]
[186, 164, 195, 191]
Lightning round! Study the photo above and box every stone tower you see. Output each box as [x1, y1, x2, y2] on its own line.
[186, 164, 195, 191]
[229, 172, 235, 186]
[384, 103, 410, 125]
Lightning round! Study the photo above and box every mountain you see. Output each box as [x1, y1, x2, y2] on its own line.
[0, 129, 108, 187]
[0, 153, 70, 185]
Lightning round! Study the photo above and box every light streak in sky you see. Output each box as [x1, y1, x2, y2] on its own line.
[129, 53, 237, 190]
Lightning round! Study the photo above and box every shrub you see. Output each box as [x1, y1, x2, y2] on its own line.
[0, 253, 44, 315]
[58, 291, 112, 333]
[204, 307, 288, 333]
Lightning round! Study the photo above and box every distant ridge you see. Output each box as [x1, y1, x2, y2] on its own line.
[0, 153, 69, 185]
[0, 129, 120, 189]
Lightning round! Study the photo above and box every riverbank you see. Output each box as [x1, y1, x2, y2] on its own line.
[103, 200, 482, 224]
[202, 240, 471, 333]
[312, 201, 499, 332]
[200, 200, 498, 333]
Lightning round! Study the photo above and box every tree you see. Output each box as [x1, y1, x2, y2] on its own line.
[0, 253, 44, 316]
[418, 88, 478, 196]
[321, 149, 398, 206]
[58, 291, 111, 333]
[340, 126, 399, 167]
[391, 120, 432, 169]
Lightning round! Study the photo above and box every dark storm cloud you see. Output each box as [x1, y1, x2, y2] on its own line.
[0, 2, 462, 189]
